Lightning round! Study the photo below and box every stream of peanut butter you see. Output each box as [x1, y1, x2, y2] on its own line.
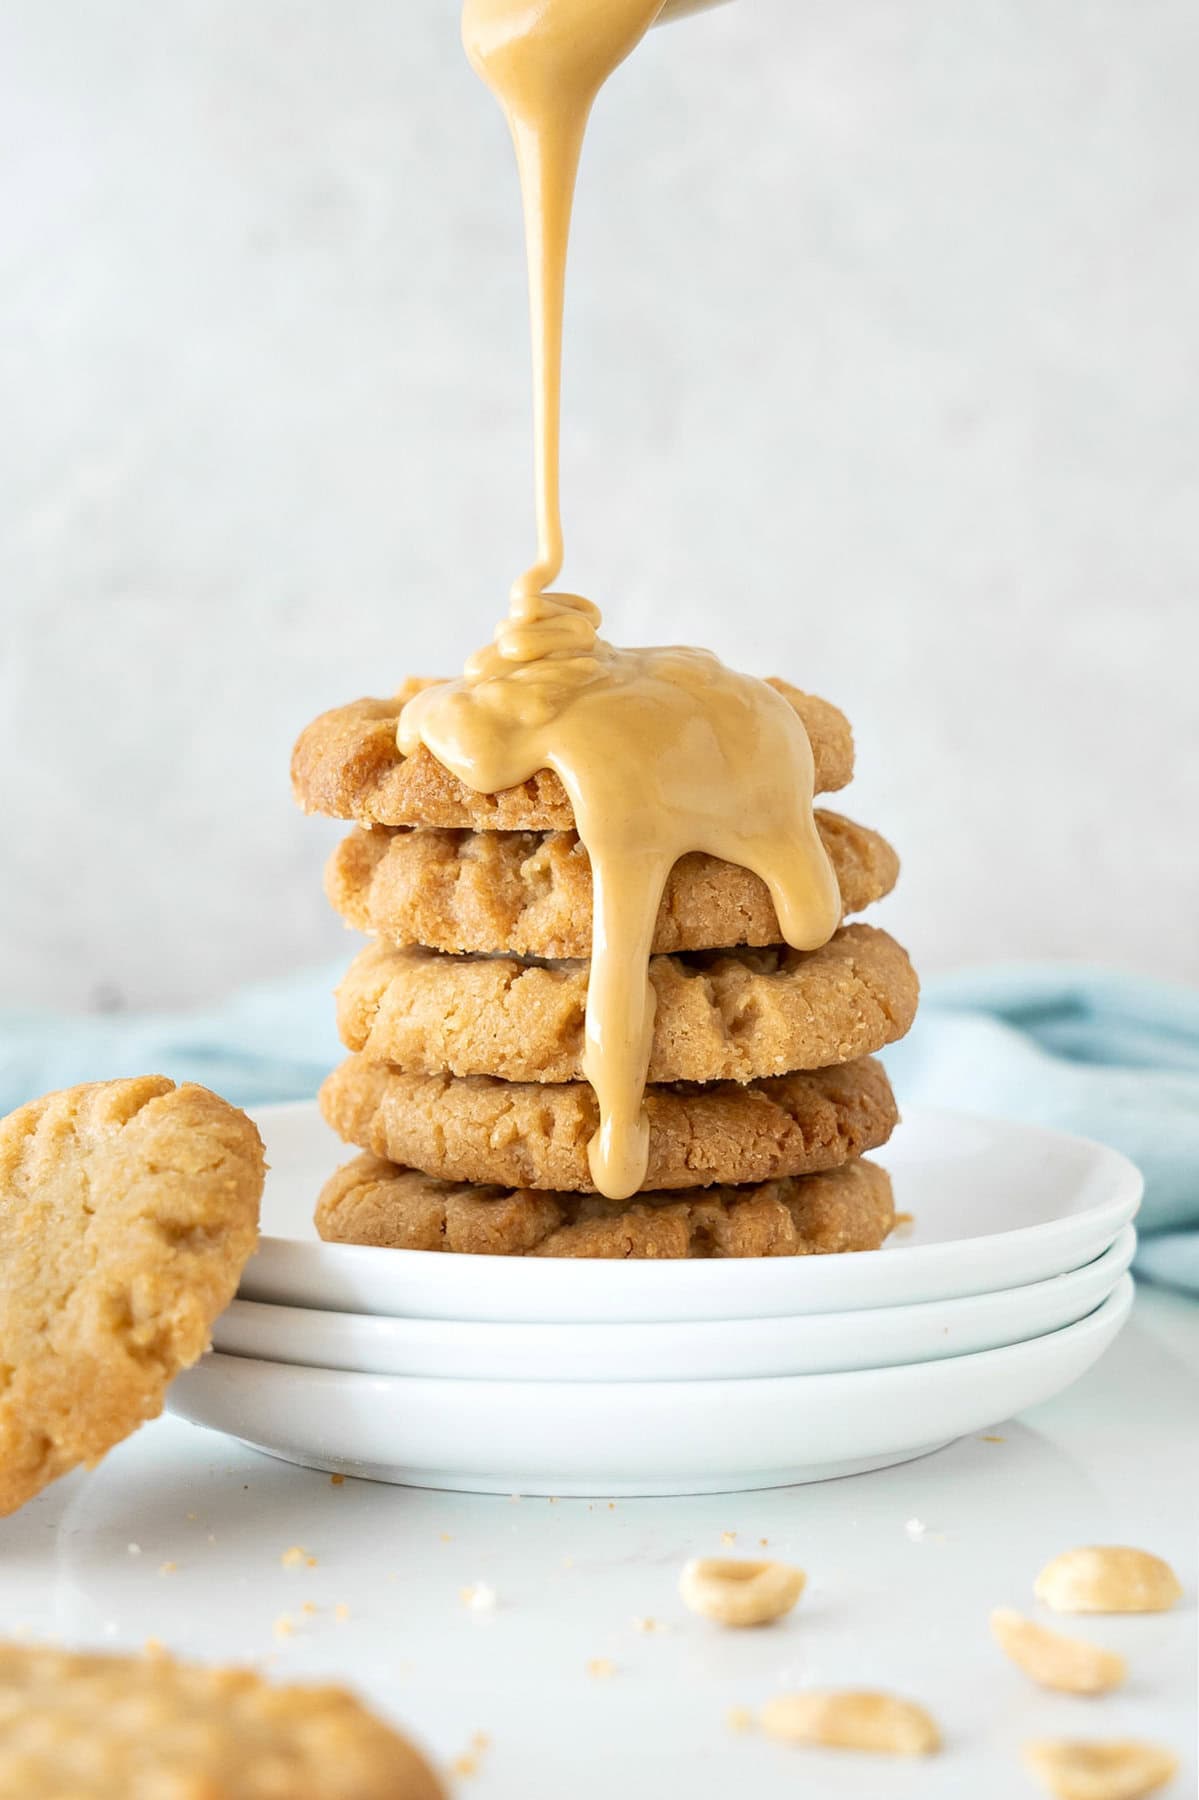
[398, 0, 841, 1200]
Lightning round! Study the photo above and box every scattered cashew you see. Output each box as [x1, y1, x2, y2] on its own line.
[1023, 1737, 1179, 1800]
[1034, 1547, 1181, 1615]
[760, 1689, 941, 1756]
[678, 1558, 804, 1628]
[991, 1608, 1125, 1694]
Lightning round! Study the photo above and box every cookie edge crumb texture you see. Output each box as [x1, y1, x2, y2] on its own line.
[0, 1077, 266, 1517]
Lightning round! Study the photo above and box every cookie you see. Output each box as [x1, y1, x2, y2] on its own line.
[326, 809, 898, 958]
[319, 1054, 897, 1192]
[0, 1077, 265, 1518]
[335, 925, 919, 1084]
[0, 1641, 444, 1799]
[316, 1151, 894, 1259]
[292, 677, 853, 829]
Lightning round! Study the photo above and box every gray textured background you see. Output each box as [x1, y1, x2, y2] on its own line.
[3, 0, 1196, 1011]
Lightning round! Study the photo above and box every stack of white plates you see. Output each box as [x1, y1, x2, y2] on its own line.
[169, 1103, 1140, 1495]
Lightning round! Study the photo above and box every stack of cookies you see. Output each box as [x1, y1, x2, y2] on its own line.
[292, 679, 918, 1260]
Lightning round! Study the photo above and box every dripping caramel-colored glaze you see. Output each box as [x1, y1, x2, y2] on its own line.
[401, 0, 839, 1199]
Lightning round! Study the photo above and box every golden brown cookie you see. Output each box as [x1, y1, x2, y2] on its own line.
[326, 809, 898, 957]
[0, 1077, 265, 1518]
[292, 677, 853, 829]
[319, 1054, 897, 1193]
[335, 925, 919, 1084]
[0, 1641, 444, 1799]
[316, 1152, 894, 1259]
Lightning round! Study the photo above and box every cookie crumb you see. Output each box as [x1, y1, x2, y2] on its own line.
[300, 1602, 318, 1617]
[632, 1616, 659, 1633]
[439, 1533, 453, 1543]
[721, 1531, 737, 1546]
[330, 1473, 345, 1485]
[450, 1731, 491, 1780]
[334, 1603, 351, 1622]
[272, 1615, 294, 1641]
[726, 1707, 754, 1734]
[586, 1658, 616, 1679]
[981, 1434, 1005, 1444]
[759, 1537, 769, 1547]
[280, 1546, 313, 1569]
[158, 1562, 177, 1575]
[185, 1512, 198, 1522]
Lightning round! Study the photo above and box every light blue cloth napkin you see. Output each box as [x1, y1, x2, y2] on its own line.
[0, 964, 346, 1117]
[883, 966, 1199, 1296]
[2, 962, 1196, 1293]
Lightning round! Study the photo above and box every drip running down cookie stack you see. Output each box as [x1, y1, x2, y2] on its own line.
[292, 678, 918, 1259]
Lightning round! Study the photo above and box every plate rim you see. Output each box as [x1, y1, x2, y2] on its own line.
[196, 1275, 1134, 1401]
[220, 1222, 1137, 1348]
[244, 1099, 1143, 1282]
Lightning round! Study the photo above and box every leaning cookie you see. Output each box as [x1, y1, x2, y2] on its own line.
[320, 1054, 898, 1193]
[0, 1077, 265, 1518]
[326, 809, 900, 957]
[336, 926, 920, 1084]
[317, 1152, 894, 1259]
[0, 1641, 445, 1799]
[292, 677, 854, 829]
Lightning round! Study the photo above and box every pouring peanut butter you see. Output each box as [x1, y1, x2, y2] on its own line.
[399, 0, 840, 1200]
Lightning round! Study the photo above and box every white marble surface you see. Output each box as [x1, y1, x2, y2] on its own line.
[3, 0, 1198, 1010]
[3, 1285, 1195, 1797]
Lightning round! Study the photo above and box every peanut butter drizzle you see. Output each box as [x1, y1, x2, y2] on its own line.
[399, 0, 841, 1200]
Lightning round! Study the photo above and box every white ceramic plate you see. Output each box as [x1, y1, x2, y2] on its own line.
[238, 1102, 1141, 1322]
[215, 1225, 1135, 1380]
[172, 1276, 1133, 1495]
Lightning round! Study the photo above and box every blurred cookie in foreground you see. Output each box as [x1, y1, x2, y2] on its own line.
[0, 1641, 445, 1799]
[316, 1153, 894, 1259]
[0, 1077, 265, 1517]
